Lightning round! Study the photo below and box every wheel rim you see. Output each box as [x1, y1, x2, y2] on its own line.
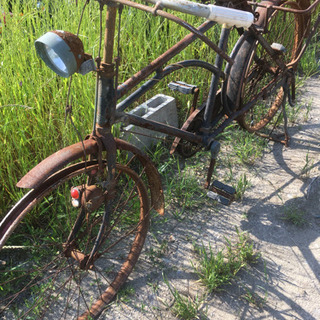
[0, 162, 149, 319]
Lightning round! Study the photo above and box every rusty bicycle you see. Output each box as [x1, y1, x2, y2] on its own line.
[0, 0, 319, 318]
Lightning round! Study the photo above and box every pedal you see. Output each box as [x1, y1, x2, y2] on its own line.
[271, 43, 286, 54]
[207, 191, 231, 206]
[207, 180, 236, 205]
[168, 81, 197, 95]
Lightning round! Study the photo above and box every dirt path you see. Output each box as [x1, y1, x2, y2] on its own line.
[102, 77, 320, 319]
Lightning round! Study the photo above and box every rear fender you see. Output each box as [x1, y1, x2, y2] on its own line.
[17, 138, 164, 215]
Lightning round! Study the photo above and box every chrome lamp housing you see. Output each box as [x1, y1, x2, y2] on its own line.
[35, 30, 95, 77]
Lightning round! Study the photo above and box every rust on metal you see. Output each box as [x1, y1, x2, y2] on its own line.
[103, 6, 117, 65]
[96, 129, 117, 182]
[16, 136, 164, 217]
[1, 161, 99, 249]
[16, 139, 98, 189]
[190, 87, 199, 115]
[288, 13, 320, 67]
[210, 75, 282, 140]
[63, 241, 91, 270]
[113, 0, 234, 99]
[205, 158, 215, 189]
[110, 0, 232, 65]
[52, 30, 85, 70]
[117, 18, 215, 97]
[252, 0, 278, 31]
[170, 103, 205, 155]
[249, 25, 286, 70]
[77, 163, 151, 320]
[81, 185, 105, 212]
[97, 62, 115, 77]
[248, 0, 319, 14]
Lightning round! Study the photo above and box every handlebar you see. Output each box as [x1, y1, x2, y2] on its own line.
[144, 0, 254, 29]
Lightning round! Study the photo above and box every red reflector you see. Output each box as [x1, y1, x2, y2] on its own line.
[71, 187, 80, 199]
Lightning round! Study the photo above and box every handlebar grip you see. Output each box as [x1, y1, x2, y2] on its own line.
[144, 0, 254, 29]
[207, 5, 254, 29]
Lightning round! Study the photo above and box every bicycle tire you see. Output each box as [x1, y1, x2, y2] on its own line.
[0, 161, 150, 319]
[226, 0, 308, 133]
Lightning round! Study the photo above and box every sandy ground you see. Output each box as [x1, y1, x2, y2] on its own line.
[99, 77, 320, 319]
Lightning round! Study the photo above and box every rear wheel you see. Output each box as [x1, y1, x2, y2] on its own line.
[0, 161, 150, 319]
[226, 1, 307, 133]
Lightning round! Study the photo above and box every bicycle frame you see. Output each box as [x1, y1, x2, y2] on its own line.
[18, 0, 320, 193]
[96, 3, 232, 147]
[94, 0, 320, 148]
[2, 1, 320, 318]
[15, 2, 255, 264]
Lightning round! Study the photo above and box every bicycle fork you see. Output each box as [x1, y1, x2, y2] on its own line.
[64, 5, 120, 269]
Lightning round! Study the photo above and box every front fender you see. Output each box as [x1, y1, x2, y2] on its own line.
[17, 138, 164, 215]
[17, 139, 98, 189]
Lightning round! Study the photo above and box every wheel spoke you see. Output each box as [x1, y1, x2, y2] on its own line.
[0, 161, 150, 319]
[228, 1, 306, 133]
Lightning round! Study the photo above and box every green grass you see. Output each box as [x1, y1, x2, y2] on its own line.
[234, 173, 251, 201]
[146, 143, 206, 218]
[164, 163, 205, 215]
[241, 285, 268, 309]
[192, 229, 259, 292]
[0, 0, 319, 220]
[116, 284, 136, 304]
[0, 2, 319, 317]
[281, 206, 307, 226]
[163, 275, 205, 320]
[146, 232, 169, 266]
[300, 152, 314, 178]
[0, 0, 231, 216]
[220, 125, 268, 166]
[1, 0, 97, 215]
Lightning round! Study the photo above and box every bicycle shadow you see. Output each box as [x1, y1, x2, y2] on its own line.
[102, 108, 320, 319]
[119, 215, 319, 320]
[148, 120, 320, 319]
[236, 119, 320, 318]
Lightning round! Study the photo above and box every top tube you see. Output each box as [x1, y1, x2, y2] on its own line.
[143, 0, 254, 28]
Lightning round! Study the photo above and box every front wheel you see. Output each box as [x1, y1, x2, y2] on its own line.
[0, 161, 150, 319]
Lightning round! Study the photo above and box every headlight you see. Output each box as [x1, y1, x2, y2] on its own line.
[35, 30, 87, 77]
